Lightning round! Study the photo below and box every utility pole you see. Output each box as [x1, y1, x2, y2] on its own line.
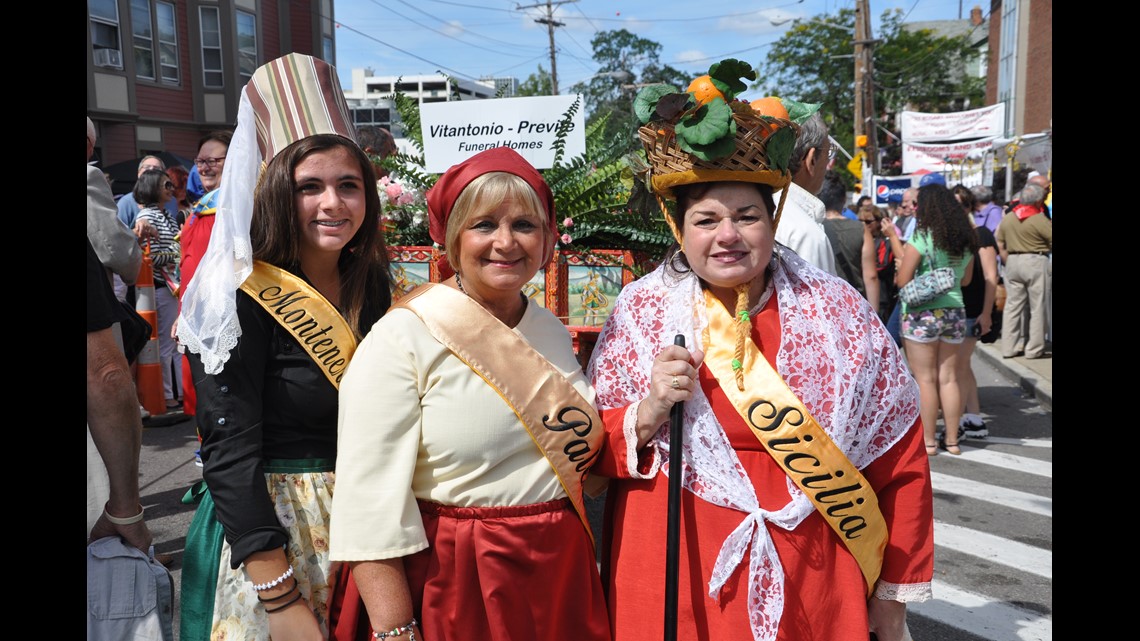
[517, 0, 578, 95]
[854, 0, 880, 174]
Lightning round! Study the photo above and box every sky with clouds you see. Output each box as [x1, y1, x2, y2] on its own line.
[330, 0, 977, 91]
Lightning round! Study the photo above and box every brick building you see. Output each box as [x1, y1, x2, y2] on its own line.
[87, 0, 336, 190]
[986, 0, 1051, 136]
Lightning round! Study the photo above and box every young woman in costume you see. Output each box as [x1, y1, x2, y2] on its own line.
[176, 54, 390, 641]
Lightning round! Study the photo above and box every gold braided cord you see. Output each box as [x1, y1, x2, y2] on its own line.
[733, 283, 750, 391]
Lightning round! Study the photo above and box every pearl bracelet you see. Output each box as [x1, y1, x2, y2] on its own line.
[373, 617, 417, 639]
[251, 565, 294, 592]
[103, 503, 145, 525]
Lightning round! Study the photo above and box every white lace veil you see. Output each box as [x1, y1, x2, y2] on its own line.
[176, 92, 259, 374]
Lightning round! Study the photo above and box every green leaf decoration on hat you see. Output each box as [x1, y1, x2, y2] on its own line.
[765, 126, 796, 172]
[675, 98, 733, 146]
[708, 59, 758, 99]
[635, 84, 680, 125]
[781, 98, 822, 125]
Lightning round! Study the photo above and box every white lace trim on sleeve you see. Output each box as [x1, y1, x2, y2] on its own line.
[874, 579, 933, 603]
[623, 398, 661, 479]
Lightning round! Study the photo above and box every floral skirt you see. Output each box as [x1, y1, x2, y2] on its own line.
[180, 459, 340, 641]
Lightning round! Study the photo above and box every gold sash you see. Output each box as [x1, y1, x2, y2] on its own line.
[394, 283, 606, 546]
[240, 261, 358, 389]
[702, 290, 887, 595]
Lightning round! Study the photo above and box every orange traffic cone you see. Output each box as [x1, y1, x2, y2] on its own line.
[135, 246, 166, 417]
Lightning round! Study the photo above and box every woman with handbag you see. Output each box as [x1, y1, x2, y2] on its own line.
[896, 184, 977, 455]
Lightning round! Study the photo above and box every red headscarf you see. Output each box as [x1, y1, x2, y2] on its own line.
[426, 147, 557, 278]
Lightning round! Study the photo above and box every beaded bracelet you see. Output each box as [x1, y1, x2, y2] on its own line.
[256, 578, 299, 603]
[103, 503, 145, 525]
[263, 590, 304, 614]
[373, 617, 418, 640]
[252, 566, 294, 592]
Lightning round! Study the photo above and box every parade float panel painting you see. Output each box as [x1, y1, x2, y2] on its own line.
[564, 250, 628, 327]
[522, 269, 548, 309]
[387, 246, 438, 301]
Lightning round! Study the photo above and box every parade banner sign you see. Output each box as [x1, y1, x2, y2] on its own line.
[420, 95, 586, 173]
[900, 104, 1005, 143]
[902, 138, 996, 175]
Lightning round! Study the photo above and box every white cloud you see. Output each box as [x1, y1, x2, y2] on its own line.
[441, 20, 465, 38]
[674, 49, 709, 66]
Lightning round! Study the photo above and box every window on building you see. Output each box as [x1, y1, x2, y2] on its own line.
[128, 0, 179, 83]
[130, 0, 155, 79]
[352, 108, 392, 126]
[200, 6, 223, 88]
[997, 2, 1017, 136]
[156, 2, 179, 83]
[90, 0, 123, 69]
[324, 36, 334, 64]
[237, 11, 257, 84]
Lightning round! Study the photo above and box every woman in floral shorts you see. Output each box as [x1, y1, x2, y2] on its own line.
[896, 184, 977, 456]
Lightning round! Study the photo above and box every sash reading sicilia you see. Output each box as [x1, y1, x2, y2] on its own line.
[393, 284, 606, 547]
[702, 290, 887, 595]
[240, 261, 357, 389]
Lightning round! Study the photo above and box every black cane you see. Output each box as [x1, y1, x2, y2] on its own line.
[663, 334, 686, 641]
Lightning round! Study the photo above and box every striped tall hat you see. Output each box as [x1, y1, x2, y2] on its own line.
[246, 53, 357, 161]
[176, 52, 361, 375]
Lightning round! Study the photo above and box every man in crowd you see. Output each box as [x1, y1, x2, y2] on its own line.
[117, 155, 180, 233]
[773, 111, 837, 275]
[87, 234, 153, 551]
[996, 183, 1051, 359]
[970, 184, 1003, 234]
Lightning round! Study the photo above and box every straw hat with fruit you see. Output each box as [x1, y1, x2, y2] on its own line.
[630, 58, 820, 237]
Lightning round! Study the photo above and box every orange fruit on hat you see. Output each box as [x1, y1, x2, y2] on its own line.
[687, 74, 725, 106]
[750, 96, 790, 120]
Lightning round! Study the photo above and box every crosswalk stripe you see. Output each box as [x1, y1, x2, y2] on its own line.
[980, 436, 1052, 449]
[953, 446, 1053, 477]
[930, 472, 1051, 517]
[910, 579, 1051, 641]
[934, 522, 1051, 579]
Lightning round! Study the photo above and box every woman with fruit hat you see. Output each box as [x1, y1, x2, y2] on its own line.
[587, 59, 933, 641]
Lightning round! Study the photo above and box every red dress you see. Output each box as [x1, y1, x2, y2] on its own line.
[593, 294, 933, 641]
[177, 193, 217, 418]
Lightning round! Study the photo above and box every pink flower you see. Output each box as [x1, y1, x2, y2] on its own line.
[562, 217, 574, 228]
[386, 184, 403, 200]
[560, 234, 572, 244]
[379, 176, 391, 186]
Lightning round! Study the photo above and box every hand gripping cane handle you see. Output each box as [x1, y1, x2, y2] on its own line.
[664, 334, 685, 641]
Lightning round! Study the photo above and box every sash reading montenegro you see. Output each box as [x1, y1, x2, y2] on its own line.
[240, 261, 358, 389]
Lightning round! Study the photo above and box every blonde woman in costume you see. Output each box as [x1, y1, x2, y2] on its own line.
[331, 146, 611, 641]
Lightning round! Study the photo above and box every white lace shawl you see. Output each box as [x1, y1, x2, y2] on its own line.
[176, 92, 260, 374]
[586, 249, 920, 641]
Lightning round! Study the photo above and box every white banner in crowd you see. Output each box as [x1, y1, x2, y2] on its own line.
[899, 104, 1006, 143]
[420, 95, 586, 173]
[902, 138, 997, 176]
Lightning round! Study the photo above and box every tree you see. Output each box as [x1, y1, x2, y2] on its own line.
[565, 29, 690, 141]
[756, 8, 985, 176]
[516, 65, 554, 97]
